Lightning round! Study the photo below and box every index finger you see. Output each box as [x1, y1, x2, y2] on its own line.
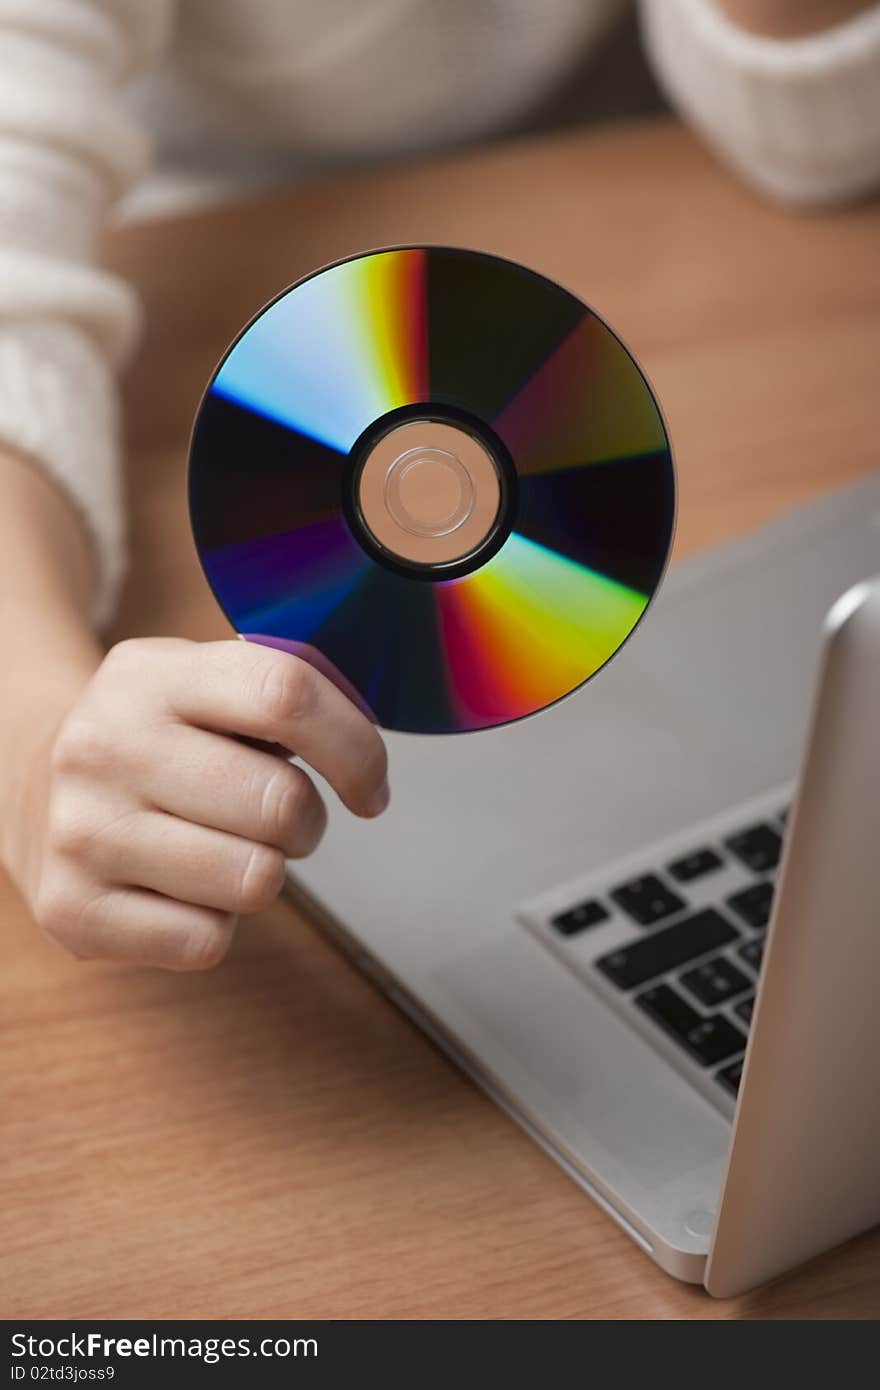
[164, 640, 389, 819]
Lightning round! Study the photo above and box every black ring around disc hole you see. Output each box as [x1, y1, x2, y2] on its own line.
[342, 402, 518, 582]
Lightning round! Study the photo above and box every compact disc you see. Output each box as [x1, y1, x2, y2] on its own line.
[189, 247, 675, 734]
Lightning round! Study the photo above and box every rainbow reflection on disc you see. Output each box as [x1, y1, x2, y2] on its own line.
[189, 247, 675, 734]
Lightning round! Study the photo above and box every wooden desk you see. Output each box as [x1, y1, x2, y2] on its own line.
[4, 120, 879, 1320]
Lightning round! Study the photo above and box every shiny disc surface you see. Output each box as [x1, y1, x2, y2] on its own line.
[189, 247, 675, 734]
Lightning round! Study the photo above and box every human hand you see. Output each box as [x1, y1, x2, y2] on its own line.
[21, 638, 388, 970]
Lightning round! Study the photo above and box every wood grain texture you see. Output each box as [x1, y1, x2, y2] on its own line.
[2, 119, 879, 1320]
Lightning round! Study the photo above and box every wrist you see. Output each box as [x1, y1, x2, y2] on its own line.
[0, 657, 97, 902]
[0, 633, 101, 904]
[715, 1, 877, 38]
[0, 447, 103, 897]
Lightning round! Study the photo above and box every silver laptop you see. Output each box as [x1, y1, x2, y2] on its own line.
[285, 474, 880, 1298]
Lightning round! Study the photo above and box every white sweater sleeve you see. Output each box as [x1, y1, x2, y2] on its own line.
[0, 1, 173, 627]
[640, 0, 880, 205]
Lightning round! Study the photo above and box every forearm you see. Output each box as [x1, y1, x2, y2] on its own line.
[717, 1, 877, 37]
[641, 0, 880, 204]
[0, 4, 174, 638]
[0, 449, 103, 892]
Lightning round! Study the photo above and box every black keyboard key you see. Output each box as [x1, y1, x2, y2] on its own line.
[667, 847, 723, 883]
[680, 955, 751, 1006]
[595, 908, 739, 990]
[551, 898, 609, 936]
[717, 1057, 745, 1096]
[734, 995, 755, 1026]
[636, 984, 746, 1067]
[725, 823, 782, 874]
[609, 873, 686, 928]
[726, 880, 774, 930]
[738, 936, 765, 973]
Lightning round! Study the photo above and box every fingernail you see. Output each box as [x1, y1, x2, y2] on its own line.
[366, 780, 390, 817]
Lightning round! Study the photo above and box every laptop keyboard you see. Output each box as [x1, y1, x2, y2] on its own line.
[528, 801, 790, 1108]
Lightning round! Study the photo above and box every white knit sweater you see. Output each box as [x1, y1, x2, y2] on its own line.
[1, 0, 879, 626]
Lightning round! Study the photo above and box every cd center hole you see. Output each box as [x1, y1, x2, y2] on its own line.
[353, 416, 503, 568]
[385, 448, 474, 537]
